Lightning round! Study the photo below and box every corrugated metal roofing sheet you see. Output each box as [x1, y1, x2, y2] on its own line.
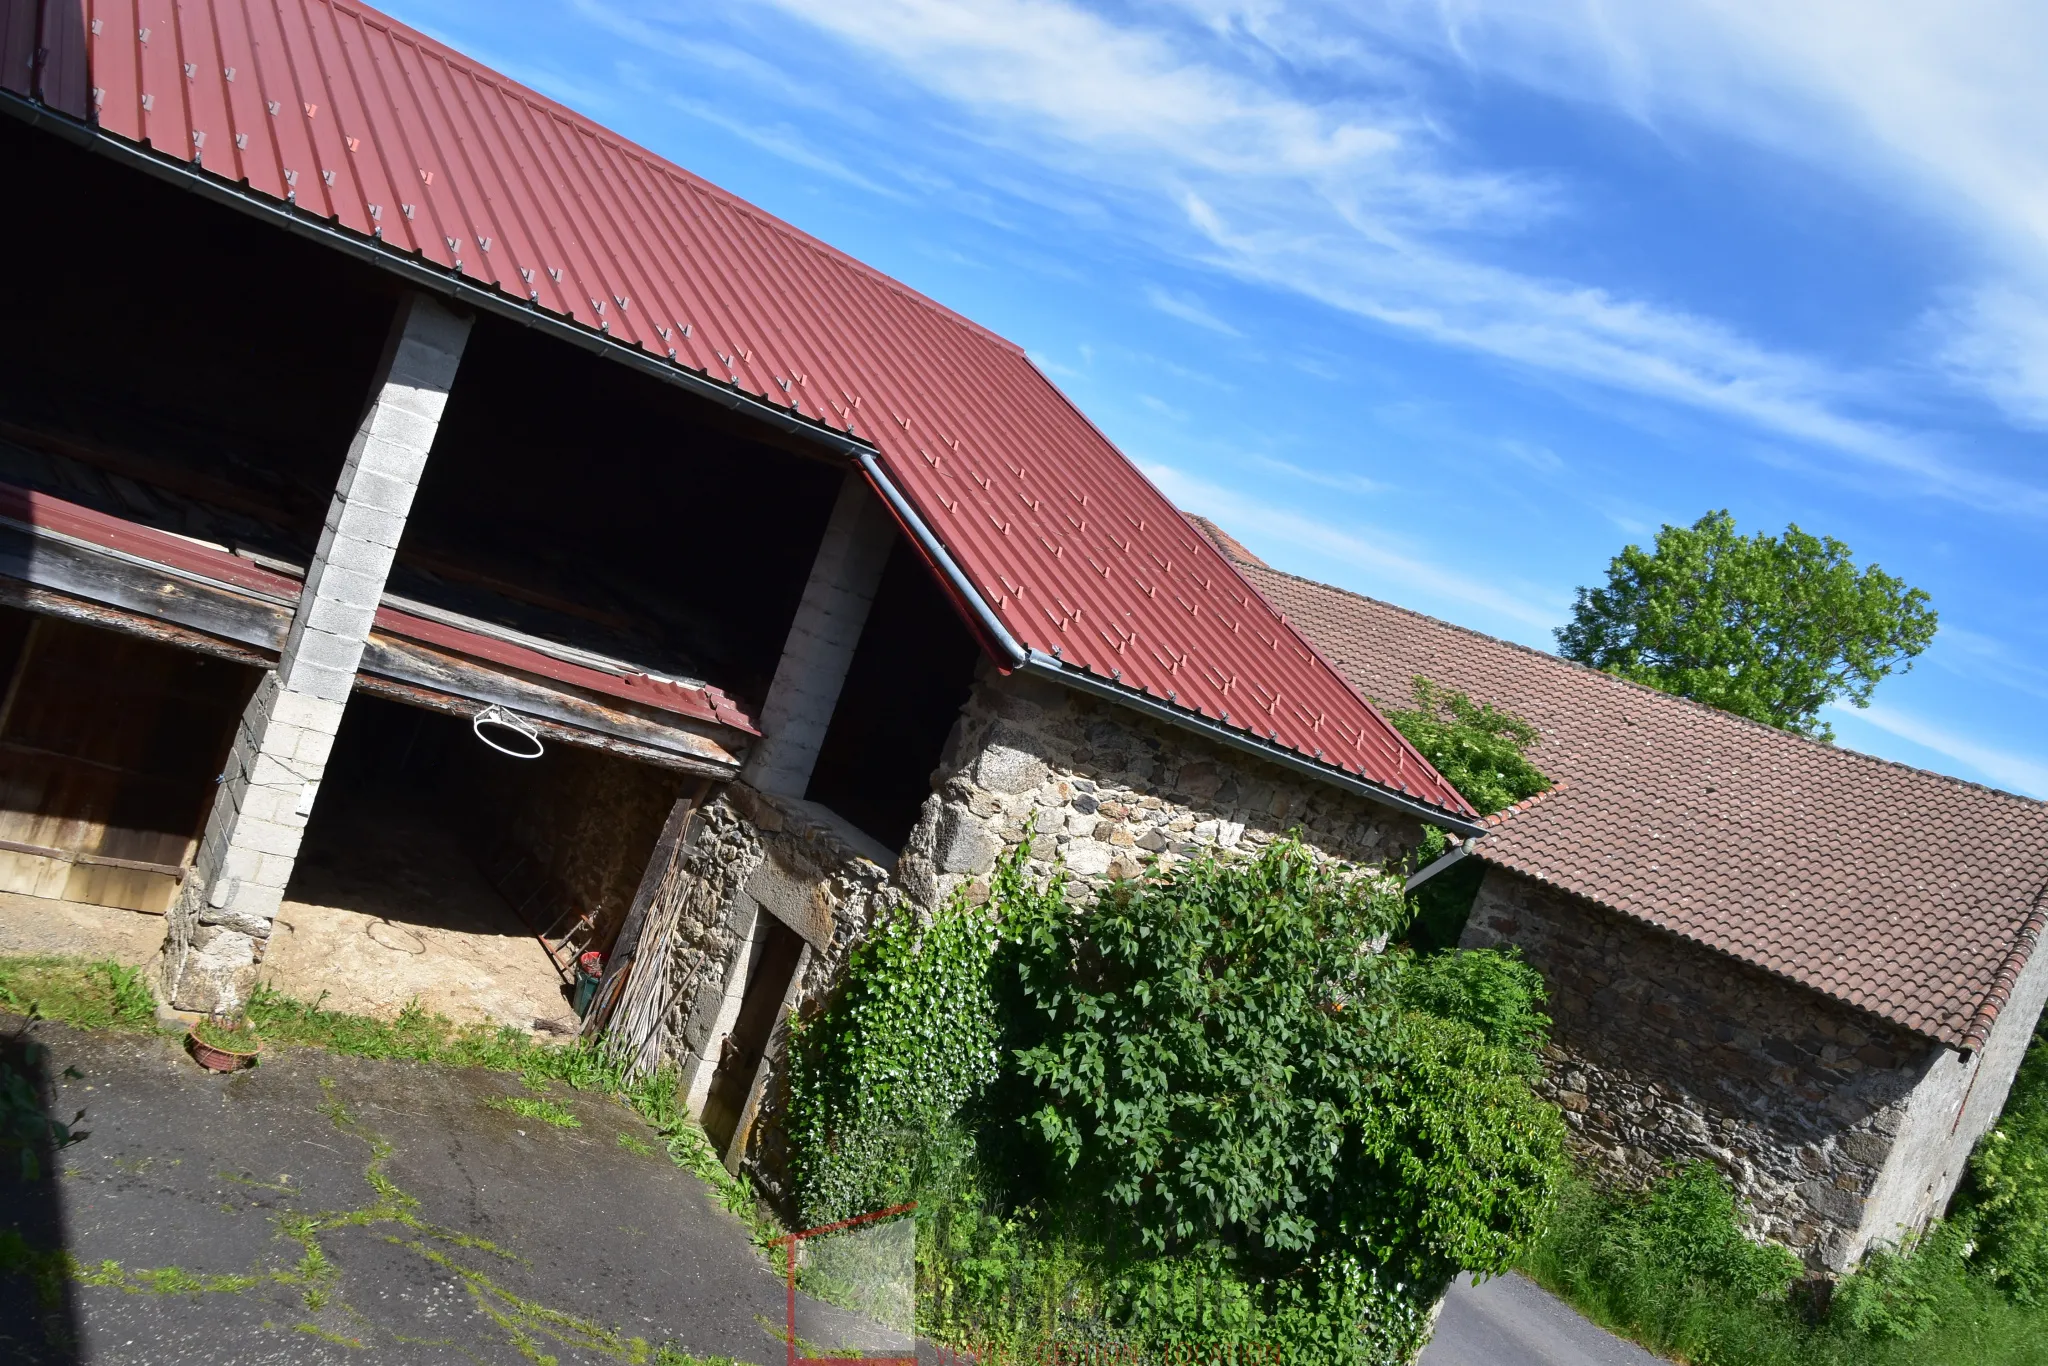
[2, 0, 1473, 821]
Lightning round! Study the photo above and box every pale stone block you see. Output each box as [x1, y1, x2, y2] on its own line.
[332, 503, 407, 549]
[293, 727, 337, 766]
[938, 810, 1003, 875]
[271, 689, 348, 734]
[307, 562, 384, 611]
[252, 851, 300, 889]
[314, 530, 398, 580]
[974, 744, 1047, 796]
[248, 747, 309, 783]
[288, 660, 357, 704]
[235, 817, 303, 859]
[286, 624, 365, 676]
[1064, 841, 1114, 877]
[300, 594, 376, 641]
[225, 881, 285, 922]
[222, 844, 265, 883]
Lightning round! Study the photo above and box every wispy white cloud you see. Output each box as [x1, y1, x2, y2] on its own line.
[1248, 453, 1387, 495]
[1145, 462, 1562, 631]
[1844, 702, 2048, 799]
[1145, 284, 1243, 336]
[1356, 0, 2048, 429]
[736, 0, 2048, 516]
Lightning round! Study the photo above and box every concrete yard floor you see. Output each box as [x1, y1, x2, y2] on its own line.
[0, 1016, 812, 1365]
[262, 799, 579, 1034]
[0, 890, 166, 968]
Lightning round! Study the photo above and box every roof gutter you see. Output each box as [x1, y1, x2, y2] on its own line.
[0, 90, 875, 469]
[1405, 839, 1476, 891]
[854, 452, 1484, 836]
[10, 90, 1484, 839]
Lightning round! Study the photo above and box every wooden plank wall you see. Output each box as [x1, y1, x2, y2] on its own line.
[0, 606, 257, 913]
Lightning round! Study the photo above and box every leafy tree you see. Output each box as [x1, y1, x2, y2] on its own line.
[1383, 677, 1549, 817]
[1556, 510, 1936, 740]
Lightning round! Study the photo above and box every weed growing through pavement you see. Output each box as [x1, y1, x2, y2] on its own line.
[489, 1095, 583, 1129]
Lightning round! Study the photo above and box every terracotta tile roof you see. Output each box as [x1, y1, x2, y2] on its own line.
[1223, 552, 2048, 1051]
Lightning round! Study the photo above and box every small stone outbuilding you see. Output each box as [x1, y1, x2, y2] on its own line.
[1223, 534, 2048, 1272]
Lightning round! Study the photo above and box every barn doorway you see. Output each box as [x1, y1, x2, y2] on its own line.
[700, 908, 808, 1160]
[0, 606, 256, 963]
[264, 693, 686, 1033]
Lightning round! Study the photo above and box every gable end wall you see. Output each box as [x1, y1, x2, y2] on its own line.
[1462, 866, 1934, 1271]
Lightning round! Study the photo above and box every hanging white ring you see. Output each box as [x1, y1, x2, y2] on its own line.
[473, 704, 545, 759]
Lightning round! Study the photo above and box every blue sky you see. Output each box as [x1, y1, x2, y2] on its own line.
[388, 0, 2048, 798]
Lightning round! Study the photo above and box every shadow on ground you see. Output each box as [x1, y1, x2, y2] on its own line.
[0, 1022, 83, 1363]
[0, 1016, 802, 1364]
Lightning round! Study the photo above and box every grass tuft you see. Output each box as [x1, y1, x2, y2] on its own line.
[0, 957, 156, 1032]
[489, 1096, 581, 1129]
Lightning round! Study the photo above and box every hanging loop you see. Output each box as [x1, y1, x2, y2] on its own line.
[472, 704, 544, 759]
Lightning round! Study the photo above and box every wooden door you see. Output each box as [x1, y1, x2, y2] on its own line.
[0, 608, 256, 912]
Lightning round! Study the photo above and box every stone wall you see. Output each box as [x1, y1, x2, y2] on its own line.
[897, 666, 1428, 912]
[1462, 867, 1936, 1271]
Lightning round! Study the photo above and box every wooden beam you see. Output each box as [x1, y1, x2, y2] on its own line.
[359, 633, 740, 772]
[0, 520, 743, 772]
[0, 836, 187, 882]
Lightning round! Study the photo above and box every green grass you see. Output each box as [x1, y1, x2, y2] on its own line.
[488, 1095, 582, 1129]
[617, 1132, 657, 1156]
[0, 957, 156, 1032]
[1521, 1174, 2048, 1366]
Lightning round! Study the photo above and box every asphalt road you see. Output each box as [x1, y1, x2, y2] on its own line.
[0, 1015, 1663, 1366]
[1419, 1271, 1666, 1366]
[0, 1016, 800, 1365]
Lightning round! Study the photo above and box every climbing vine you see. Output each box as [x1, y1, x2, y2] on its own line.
[786, 888, 1002, 1227]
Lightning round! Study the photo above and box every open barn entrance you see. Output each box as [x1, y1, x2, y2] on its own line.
[0, 605, 257, 964]
[265, 693, 687, 1033]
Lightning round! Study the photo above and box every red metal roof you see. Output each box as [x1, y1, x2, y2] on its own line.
[1, 0, 1473, 821]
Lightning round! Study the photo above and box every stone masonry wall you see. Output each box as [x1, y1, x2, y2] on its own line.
[896, 667, 1428, 912]
[1463, 868, 1935, 1271]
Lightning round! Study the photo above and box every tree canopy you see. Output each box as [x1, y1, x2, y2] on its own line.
[1383, 677, 1550, 818]
[1555, 510, 1936, 740]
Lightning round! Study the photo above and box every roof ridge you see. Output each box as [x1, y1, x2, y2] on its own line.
[1239, 560, 2048, 815]
[332, 0, 1028, 360]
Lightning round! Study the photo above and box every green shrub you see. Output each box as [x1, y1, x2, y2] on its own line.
[785, 889, 1001, 1227]
[1002, 840, 1562, 1282]
[1524, 1165, 1807, 1364]
[1396, 945, 1550, 1058]
[1832, 1218, 1979, 1341]
[1382, 678, 1550, 818]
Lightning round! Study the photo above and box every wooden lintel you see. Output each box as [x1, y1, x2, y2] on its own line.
[0, 518, 745, 774]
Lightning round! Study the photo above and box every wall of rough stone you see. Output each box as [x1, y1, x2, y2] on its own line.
[895, 666, 1428, 913]
[1462, 867, 1936, 1271]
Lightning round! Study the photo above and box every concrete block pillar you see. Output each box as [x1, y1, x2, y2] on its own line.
[739, 469, 896, 798]
[163, 293, 471, 1013]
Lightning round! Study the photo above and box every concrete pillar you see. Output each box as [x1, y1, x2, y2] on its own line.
[163, 293, 471, 1013]
[739, 469, 896, 798]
